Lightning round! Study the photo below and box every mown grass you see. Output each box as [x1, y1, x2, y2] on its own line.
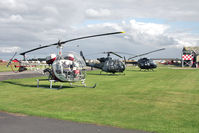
[0, 67, 199, 133]
[0, 63, 11, 72]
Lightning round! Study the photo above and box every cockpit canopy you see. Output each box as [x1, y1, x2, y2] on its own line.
[52, 51, 86, 82]
[62, 51, 86, 68]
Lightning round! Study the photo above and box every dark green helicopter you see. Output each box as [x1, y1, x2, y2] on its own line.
[80, 51, 126, 74]
[128, 48, 165, 71]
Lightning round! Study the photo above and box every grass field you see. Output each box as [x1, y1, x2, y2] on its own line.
[0, 67, 199, 133]
[0, 62, 11, 72]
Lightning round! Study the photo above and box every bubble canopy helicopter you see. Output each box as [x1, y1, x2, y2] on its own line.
[7, 31, 124, 88]
[128, 48, 165, 71]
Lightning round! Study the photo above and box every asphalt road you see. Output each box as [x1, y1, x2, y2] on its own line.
[0, 71, 151, 133]
[0, 112, 151, 133]
[0, 71, 43, 81]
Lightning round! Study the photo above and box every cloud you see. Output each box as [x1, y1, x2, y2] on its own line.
[83, 0, 199, 21]
[0, 0, 86, 49]
[86, 19, 177, 47]
[10, 14, 23, 22]
[43, 6, 59, 15]
[129, 20, 169, 36]
[0, 14, 23, 23]
[74, 19, 199, 58]
[0, 46, 21, 53]
[124, 20, 176, 47]
[0, 0, 199, 60]
[0, 0, 28, 11]
[86, 8, 111, 18]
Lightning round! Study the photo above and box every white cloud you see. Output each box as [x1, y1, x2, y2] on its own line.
[175, 34, 199, 47]
[86, 8, 111, 18]
[10, 14, 23, 22]
[0, 0, 199, 59]
[83, 0, 199, 21]
[129, 20, 169, 36]
[0, 0, 28, 11]
[80, 19, 199, 58]
[43, 6, 59, 15]
[0, 46, 21, 53]
[85, 19, 198, 51]
[120, 20, 177, 47]
[87, 22, 123, 32]
[0, 14, 23, 23]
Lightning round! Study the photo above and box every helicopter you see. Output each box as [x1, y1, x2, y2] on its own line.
[80, 51, 126, 74]
[7, 31, 124, 88]
[128, 48, 165, 71]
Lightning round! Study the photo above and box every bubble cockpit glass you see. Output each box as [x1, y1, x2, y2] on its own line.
[52, 52, 86, 82]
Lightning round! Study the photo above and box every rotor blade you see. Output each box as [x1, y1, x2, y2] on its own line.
[61, 31, 125, 44]
[20, 42, 58, 55]
[128, 48, 165, 60]
[109, 52, 123, 58]
[80, 51, 86, 62]
[123, 56, 127, 65]
[20, 31, 125, 55]
[102, 51, 123, 58]
[114, 51, 135, 56]
[7, 52, 17, 67]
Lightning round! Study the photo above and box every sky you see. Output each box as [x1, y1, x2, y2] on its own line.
[0, 0, 199, 60]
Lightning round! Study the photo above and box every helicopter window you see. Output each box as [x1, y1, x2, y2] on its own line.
[52, 51, 86, 82]
[118, 61, 124, 68]
[62, 52, 86, 68]
[149, 59, 155, 64]
[55, 62, 62, 74]
[62, 62, 73, 72]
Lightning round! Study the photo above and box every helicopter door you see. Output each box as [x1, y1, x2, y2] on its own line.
[104, 60, 115, 72]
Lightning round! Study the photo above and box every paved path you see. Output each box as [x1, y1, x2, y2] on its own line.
[0, 112, 150, 133]
[0, 71, 43, 81]
[0, 71, 151, 133]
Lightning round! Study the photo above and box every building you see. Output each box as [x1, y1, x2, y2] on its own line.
[182, 47, 199, 68]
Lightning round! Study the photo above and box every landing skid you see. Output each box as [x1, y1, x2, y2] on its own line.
[100, 71, 125, 75]
[36, 79, 63, 89]
[140, 69, 154, 72]
[70, 83, 96, 88]
[36, 79, 96, 89]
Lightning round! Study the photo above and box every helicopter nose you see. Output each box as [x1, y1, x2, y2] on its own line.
[120, 64, 126, 72]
